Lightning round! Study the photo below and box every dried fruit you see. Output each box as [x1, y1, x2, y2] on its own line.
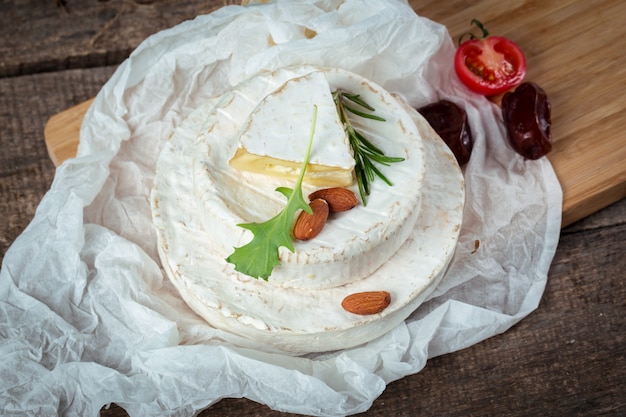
[293, 198, 329, 240]
[341, 291, 391, 315]
[417, 100, 473, 165]
[309, 187, 358, 212]
[501, 82, 552, 160]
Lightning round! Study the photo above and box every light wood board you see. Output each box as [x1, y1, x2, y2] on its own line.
[44, 0, 626, 227]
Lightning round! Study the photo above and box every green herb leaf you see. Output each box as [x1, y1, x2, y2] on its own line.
[225, 106, 318, 280]
[332, 90, 404, 205]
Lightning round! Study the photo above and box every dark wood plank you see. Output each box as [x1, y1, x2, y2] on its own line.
[0, 0, 236, 77]
[0, 66, 116, 262]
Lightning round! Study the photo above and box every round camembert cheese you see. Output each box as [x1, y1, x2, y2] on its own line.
[151, 66, 465, 354]
[192, 67, 425, 289]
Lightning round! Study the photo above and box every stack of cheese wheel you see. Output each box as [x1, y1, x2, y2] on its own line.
[151, 66, 464, 354]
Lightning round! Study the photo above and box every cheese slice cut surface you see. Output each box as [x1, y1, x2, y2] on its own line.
[229, 71, 355, 187]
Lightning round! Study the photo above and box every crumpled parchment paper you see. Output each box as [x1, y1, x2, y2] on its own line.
[0, 0, 562, 416]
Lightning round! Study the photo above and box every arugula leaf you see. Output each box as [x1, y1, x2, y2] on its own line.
[225, 105, 318, 280]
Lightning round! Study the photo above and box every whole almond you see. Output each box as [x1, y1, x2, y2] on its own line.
[308, 188, 358, 212]
[341, 291, 391, 315]
[293, 198, 329, 240]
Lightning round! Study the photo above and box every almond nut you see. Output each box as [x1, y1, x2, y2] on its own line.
[308, 187, 358, 212]
[341, 291, 391, 315]
[293, 198, 329, 240]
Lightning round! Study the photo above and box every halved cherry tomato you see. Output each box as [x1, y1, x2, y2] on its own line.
[454, 20, 526, 96]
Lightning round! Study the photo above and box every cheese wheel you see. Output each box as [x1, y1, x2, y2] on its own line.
[192, 67, 425, 289]
[151, 67, 464, 354]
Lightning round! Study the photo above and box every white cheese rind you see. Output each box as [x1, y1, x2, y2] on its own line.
[151, 92, 464, 354]
[230, 71, 355, 185]
[192, 67, 425, 289]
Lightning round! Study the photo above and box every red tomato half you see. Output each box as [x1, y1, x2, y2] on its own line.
[454, 35, 527, 96]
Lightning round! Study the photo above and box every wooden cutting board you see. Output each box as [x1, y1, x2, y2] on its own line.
[43, 0, 626, 228]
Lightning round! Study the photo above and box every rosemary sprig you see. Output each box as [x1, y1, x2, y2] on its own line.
[332, 90, 404, 205]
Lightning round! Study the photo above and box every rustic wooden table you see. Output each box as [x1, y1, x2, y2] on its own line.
[1, 1, 624, 416]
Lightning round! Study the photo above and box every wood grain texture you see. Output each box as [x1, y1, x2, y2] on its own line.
[0, 0, 240, 77]
[0, 67, 116, 262]
[40, 0, 626, 227]
[43, 98, 94, 166]
[1, 0, 625, 416]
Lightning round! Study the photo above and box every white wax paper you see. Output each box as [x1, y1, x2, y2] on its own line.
[0, 0, 562, 416]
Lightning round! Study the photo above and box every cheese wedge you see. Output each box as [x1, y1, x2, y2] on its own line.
[229, 71, 355, 187]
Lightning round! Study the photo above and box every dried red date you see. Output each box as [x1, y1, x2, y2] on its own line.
[501, 82, 552, 160]
[417, 100, 473, 165]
